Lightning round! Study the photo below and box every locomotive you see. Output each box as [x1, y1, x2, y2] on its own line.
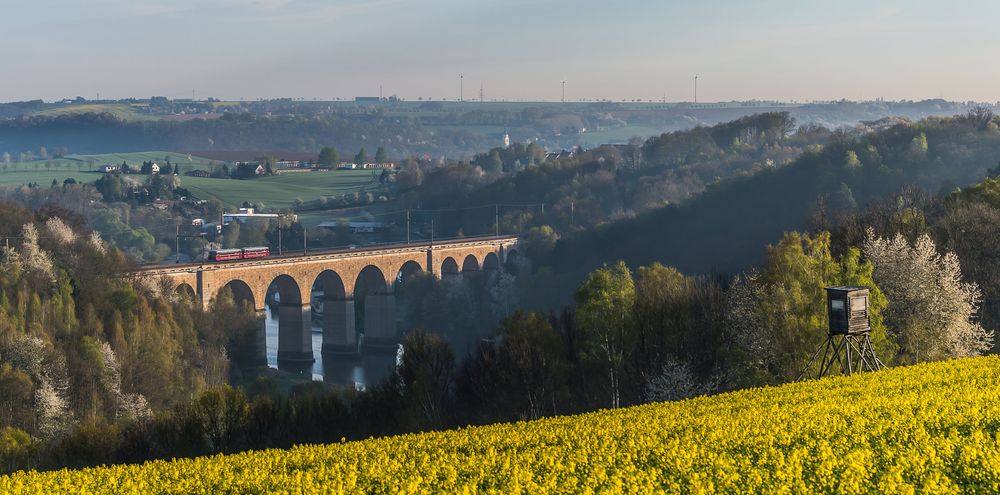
[208, 246, 270, 262]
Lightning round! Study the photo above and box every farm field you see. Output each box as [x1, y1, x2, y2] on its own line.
[0, 152, 384, 211]
[181, 170, 383, 210]
[2, 151, 220, 174]
[6, 355, 1000, 493]
[0, 169, 97, 186]
[65, 151, 221, 171]
[30, 103, 155, 121]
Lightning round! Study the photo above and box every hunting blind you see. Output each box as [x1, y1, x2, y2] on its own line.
[797, 286, 885, 380]
[825, 286, 871, 335]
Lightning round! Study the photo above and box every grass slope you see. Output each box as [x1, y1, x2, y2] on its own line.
[180, 170, 383, 210]
[1, 151, 219, 175]
[31, 104, 154, 121]
[0, 151, 383, 213]
[6, 356, 1000, 493]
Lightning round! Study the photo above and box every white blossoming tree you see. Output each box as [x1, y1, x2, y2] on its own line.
[863, 229, 993, 362]
[44, 217, 76, 246]
[99, 340, 151, 421]
[20, 222, 56, 288]
[6, 335, 73, 440]
[645, 358, 718, 403]
[89, 231, 107, 254]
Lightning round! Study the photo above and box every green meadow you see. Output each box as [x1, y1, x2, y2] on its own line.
[0, 151, 385, 212]
[5, 151, 219, 172]
[181, 170, 383, 210]
[31, 103, 155, 121]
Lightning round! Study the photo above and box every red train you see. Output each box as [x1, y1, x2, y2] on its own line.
[208, 246, 270, 262]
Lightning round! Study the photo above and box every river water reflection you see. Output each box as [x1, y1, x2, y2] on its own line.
[263, 306, 396, 389]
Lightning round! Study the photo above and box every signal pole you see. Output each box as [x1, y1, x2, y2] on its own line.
[460, 74, 464, 102]
[495, 204, 499, 237]
[561, 80, 566, 103]
[406, 209, 410, 244]
[175, 224, 205, 264]
[694, 75, 698, 104]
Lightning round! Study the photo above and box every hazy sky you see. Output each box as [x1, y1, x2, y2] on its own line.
[3, 0, 1000, 103]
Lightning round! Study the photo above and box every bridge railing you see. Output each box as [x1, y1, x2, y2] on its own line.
[138, 233, 520, 270]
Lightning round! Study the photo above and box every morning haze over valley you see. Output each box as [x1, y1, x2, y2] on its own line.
[3, 1, 1000, 493]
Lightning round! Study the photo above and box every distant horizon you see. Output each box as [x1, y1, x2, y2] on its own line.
[4, 96, 999, 106]
[6, 1, 1000, 103]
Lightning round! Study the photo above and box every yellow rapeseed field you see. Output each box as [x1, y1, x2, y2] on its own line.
[5, 356, 1000, 494]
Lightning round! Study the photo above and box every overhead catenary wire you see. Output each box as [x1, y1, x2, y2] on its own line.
[351, 202, 546, 217]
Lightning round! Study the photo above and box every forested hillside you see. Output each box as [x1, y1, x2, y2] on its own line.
[0, 203, 255, 457]
[408, 113, 827, 236]
[548, 110, 1000, 282]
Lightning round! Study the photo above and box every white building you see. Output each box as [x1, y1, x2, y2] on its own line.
[222, 208, 282, 225]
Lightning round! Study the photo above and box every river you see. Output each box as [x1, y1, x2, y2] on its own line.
[262, 305, 397, 390]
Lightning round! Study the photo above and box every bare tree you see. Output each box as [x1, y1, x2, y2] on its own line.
[967, 106, 996, 129]
[645, 358, 699, 402]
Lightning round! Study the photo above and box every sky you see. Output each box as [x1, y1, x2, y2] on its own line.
[2, 0, 1000, 103]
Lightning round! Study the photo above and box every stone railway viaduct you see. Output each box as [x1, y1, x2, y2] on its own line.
[132, 236, 519, 364]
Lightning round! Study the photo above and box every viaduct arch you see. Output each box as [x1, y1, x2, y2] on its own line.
[135, 236, 519, 364]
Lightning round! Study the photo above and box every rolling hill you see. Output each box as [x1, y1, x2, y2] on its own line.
[4, 356, 999, 493]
